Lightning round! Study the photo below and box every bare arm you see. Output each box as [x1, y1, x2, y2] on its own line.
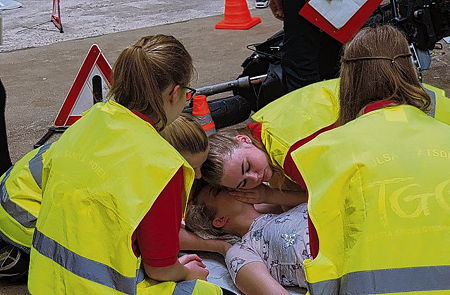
[235, 262, 289, 295]
[266, 189, 307, 207]
[144, 254, 208, 282]
[179, 227, 231, 257]
[231, 184, 307, 207]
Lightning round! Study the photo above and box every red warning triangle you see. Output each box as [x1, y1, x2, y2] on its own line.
[51, 0, 63, 33]
[54, 44, 112, 127]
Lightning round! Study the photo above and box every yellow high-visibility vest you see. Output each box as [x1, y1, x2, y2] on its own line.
[252, 79, 449, 173]
[28, 100, 221, 295]
[137, 277, 223, 295]
[251, 79, 339, 172]
[0, 144, 51, 251]
[293, 105, 450, 294]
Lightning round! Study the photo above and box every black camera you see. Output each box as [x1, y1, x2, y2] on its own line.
[373, 0, 450, 51]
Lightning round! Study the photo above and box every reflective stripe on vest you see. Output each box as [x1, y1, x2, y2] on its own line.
[1, 167, 36, 228]
[308, 265, 450, 294]
[295, 106, 450, 295]
[136, 267, 145, 284]
[0, 143, 51, 230]
[28, 143, 51, 188]
[28, 101, 196, 294]
[424, 88, 437, 118]
[173, 280, 197, 295]
[33, 229, 139, 295]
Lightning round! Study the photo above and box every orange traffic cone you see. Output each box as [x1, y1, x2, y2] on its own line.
[215, 0, 261, 30]
[192, 95, 216, 136]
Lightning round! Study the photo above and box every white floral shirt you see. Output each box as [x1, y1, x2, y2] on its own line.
[225, 203, 311, 287]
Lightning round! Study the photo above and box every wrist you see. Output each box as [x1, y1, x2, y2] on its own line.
[219, 241, 231, 256]
[180, 263, 192, 281]
[263, 186, 275, 204]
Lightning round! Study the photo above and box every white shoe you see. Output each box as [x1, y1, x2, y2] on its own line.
[256, 0, 269, 8]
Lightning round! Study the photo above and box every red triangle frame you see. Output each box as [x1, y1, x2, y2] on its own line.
[51, 0, 64, 33]
[54, 45, 112, 127]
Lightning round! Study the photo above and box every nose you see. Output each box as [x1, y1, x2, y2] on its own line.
[194, 168, 202, 179]
[246, 171, 260, 184]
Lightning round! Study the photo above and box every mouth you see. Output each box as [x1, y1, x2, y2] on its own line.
[261, 167, 270, 183]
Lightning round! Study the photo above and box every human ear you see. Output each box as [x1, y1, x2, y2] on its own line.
[235, 135, 252, 145]
[212, 216, 229, 228]
[168, 84, 182, 104]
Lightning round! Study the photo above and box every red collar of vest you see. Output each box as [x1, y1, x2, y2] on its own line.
[363, 100, 397, 114]
[131, 110, 154, 125]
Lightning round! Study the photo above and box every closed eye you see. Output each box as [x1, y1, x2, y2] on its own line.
[237, 161, 249, 189]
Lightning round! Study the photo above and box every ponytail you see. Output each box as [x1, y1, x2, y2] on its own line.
[108, 35, 193, 131]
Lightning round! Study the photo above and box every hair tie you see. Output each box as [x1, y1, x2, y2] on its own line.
[342, 53, 411, 64]
[392, 53, 412, 63]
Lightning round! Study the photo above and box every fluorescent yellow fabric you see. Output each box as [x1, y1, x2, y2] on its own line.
[251, 79, 448, 177]
[252, 80, 448, 171]
[423, 83, 450, 125]
[251, 79, 339, 170]
[293, 105, 450, 294]
[28, 100, 198, 294]
[137, 278, 223, 295]
[0, 145, 50, 250]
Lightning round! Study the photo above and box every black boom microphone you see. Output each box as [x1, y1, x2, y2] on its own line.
[183, 75, 267, 129]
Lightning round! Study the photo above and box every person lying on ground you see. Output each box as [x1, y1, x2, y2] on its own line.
[185, 182, 311, 295]
[160, 114, 232, 257]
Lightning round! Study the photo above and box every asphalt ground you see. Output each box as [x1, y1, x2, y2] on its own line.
[0, 0, 239, 52]
[0, 5, 282, 294]
[0, 2, 449, 294]
[1, 5, 284, 164]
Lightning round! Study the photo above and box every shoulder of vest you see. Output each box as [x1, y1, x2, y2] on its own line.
[253, 78, 340, 120]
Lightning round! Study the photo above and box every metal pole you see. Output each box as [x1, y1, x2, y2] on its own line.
[391, 0, 401, 21]
[196, 74, 267, 96]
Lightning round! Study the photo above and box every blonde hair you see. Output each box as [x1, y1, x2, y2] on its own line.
[339, 25, 431, 124]
[160, 113, 208, 155]
[185, 180, 224, 236]
[201, 126, 284, 188]
[107, 35, 193, 131]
